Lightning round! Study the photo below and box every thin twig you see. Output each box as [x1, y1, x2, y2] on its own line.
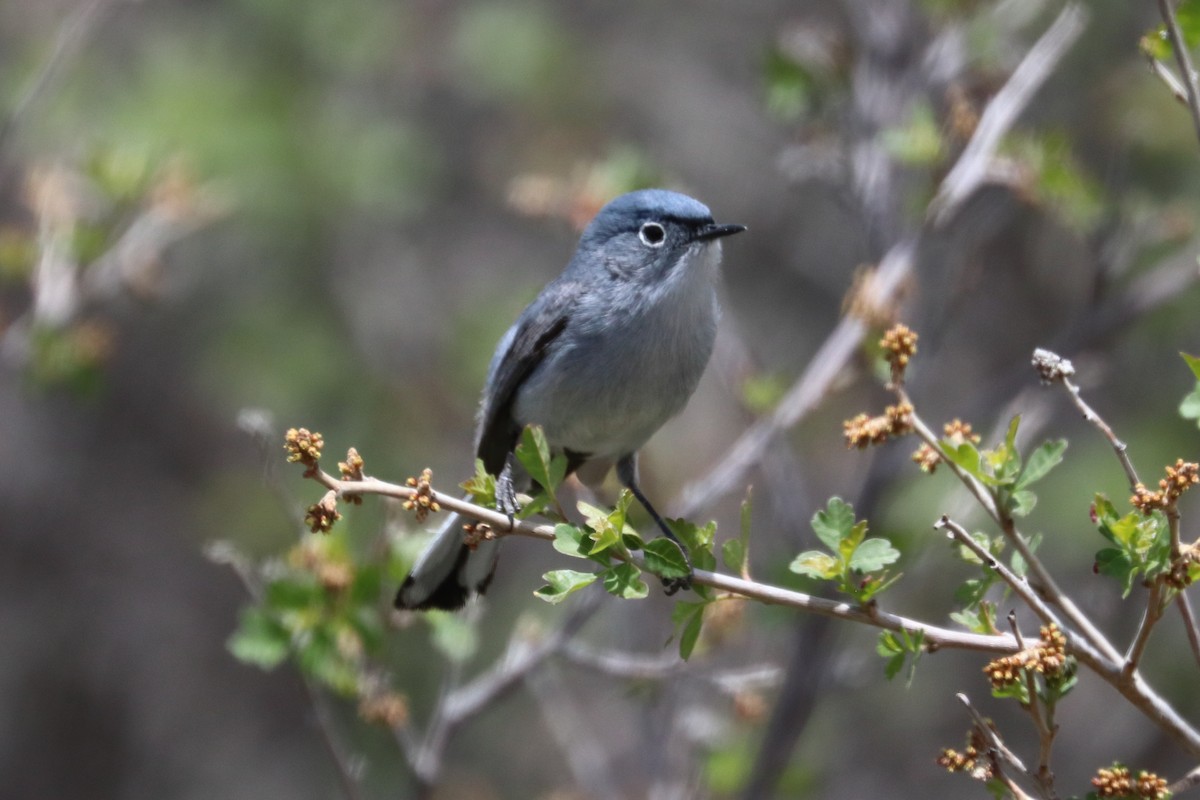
[936, 515, 1060, 630]
[1058, 375, 1141, 491]
[1177, 592, 1200, 670]
[928, 3, 1089, 225]
[213, 544, 363, 800]
[956, 693, 1031, 782]
[1145, 50, 1192, 106]
[1125, 581, 1167, 677]
[1158, 0, 1200, 145]
[408, 595, 600, 787]
[900, 390, 1124, 665]
[0, 0, 115, 166]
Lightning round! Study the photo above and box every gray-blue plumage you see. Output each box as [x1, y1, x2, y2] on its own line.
[397, 189, 744, 611]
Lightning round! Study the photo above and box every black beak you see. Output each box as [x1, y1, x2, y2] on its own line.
[694, 222, 747, 242]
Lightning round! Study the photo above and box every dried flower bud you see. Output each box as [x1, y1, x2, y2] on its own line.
[1032, 348, 1075, 384]
[285, 427, 324, 474]
[305, 490, 341, 533]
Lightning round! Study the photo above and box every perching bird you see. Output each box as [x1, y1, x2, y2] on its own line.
[396, 189, 745, 611]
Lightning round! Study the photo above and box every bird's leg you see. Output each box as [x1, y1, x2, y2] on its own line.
[496, 452, 520, 528]
[616, 454, 694, 595]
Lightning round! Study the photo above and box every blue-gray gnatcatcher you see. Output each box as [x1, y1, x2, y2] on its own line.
[395, 189, 745, 610]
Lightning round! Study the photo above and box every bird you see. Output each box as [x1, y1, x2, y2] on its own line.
[395, 188, 745, 611]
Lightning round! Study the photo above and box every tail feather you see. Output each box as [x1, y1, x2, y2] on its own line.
[395, 511, 500, 611]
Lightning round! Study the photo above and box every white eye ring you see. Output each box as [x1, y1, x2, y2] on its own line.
[638, 222, 666, 248]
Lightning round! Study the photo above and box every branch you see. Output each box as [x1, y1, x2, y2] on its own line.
[408, 595, 600, 786]
[956, 693, 1037, 800]
[1177, 592, 1200, 671]
[1031, 350, 1141, 491]
[1125, 581, 1167, 677]
[1158, 0, 1200, 146]
[935, 515, 1061, 630]
[927, 2, 1088, 226]
[0, 0, 117, 166]
[310, 466, 1019, 655]
[899, 388, 1124, 665]
[210, 544, 363, 800]
[674, 4, 1087, 518]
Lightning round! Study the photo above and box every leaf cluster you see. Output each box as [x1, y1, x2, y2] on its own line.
[789, 497, 901, 604]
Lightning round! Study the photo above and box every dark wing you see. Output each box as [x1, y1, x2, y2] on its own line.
[475, 281, 577, 475]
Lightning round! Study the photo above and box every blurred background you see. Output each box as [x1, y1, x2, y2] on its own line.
[3, 0, 1200, 798]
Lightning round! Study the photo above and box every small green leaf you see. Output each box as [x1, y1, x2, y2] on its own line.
[1181, 385, 1200, 425]
[515, 425, 568, 497]
[942, 441, 986, 482]
[228, 608, 290, 669]
[1094, 548, 1136, 597]
[1184, 352, 1200, 381]
[672, 601, 708, 660]
[644, 539, 692, 579]
[552, 523, 592, 559]
[667, 518, 717, 573]
[812, 497, 856, 550]
[601, 562, 649, 599]
[461, 458, 497, 506]
[1009, 489, 1038, 517]
[266, 577, 322, 610]
[849, 537, 901, 572]
[1015, 439, 1067, 490]
[534, 569, 597, 604]
[721, 539, 746, 573]
[789, 550, 840, 580]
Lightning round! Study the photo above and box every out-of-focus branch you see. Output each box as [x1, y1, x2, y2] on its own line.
[407, 596, 600, 787]
[1157, 0, 1200, 145]
[673, 3, 1088, 518]
[210, 544, 363, 800]
[0, 0, 119, 167]
[928, 3, 1088, 225]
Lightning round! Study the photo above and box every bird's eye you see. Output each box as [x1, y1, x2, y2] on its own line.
[638, 222, 666, 247]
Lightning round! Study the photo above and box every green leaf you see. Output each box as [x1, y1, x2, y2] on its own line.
[1184, 352, 1200, 381]
[534, 569, 597, 604]
[837, 520, 870, 565]
[228, 608, 290, 669]
[1015, 439, 1067, 490]
[849, 537, 901, 572]
[266, 577, 322, 610]
[942, 441, 988, 483]
[881, 102, 943, 166]
[812, 497, 856, 550]
[721, 539, 746, 573]
[580, 501, 622, 554]
[672, 601, 707, 660]
[1181, 385, 1200, 425]
[552, 523, 593, 559]
[789, 550, 840, 580]
[461, 458, 497, 506]
[1094, 548, 1136, 597]
[601, 562, 649, 599]
[666, 518, 717, 574]
[1009, 489, 1038, 517]
[515, 424, 567, 497]
[644, 538, 692, 579]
